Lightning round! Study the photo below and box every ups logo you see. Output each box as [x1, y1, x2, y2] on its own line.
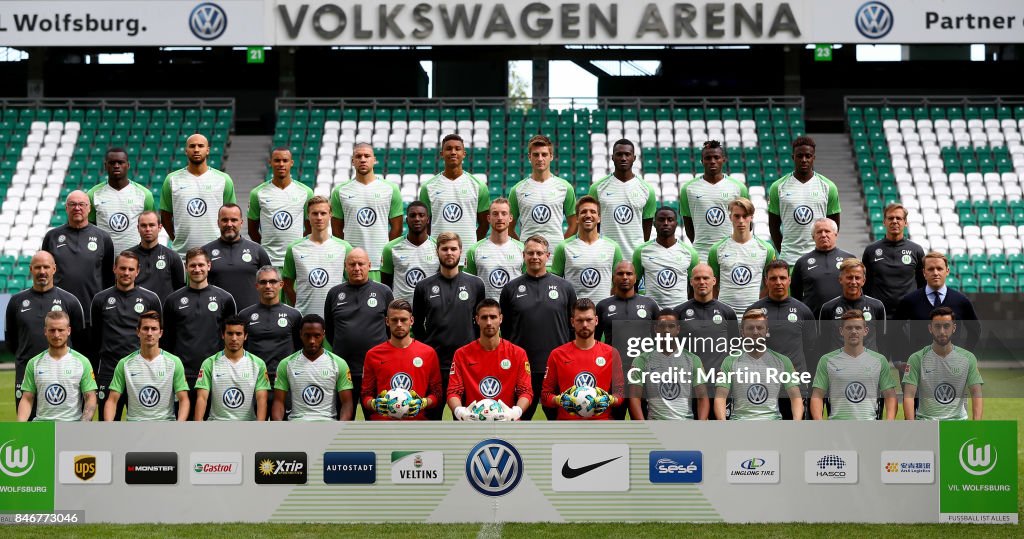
[74, 454, 97, 481]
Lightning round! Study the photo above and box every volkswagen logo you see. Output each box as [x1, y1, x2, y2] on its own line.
[746, 383, 768, 405]
[613, 205, 634, 225]
[730, 265, 752, 286]
[489, 269, 510, 289]
[272, 210, 293, 230]
[705, 207, 726, 226]
[390, 372, 413, 390]
[108, 212, 130, 232]
[302, 385, 324, 406]
[189, 2, 228, 41]
[44, 383, 66, 405]
[579, 268, 601, 289]
[479, 376, 502, 398]
[222, 387, 245, 409]
[139, 385, 161, 408]
[855, 1, 893, 39]
[574, 371, 596, 388]
[793, 205, 814, 226]
[442, 203, 463, 223]
[659, 381, 681, 401]
[656, 269, 677, 288]
[186, 198, 207, 217]
[844, 381, 867, 403]
[466, 439, 523, 497]
[531, 204, 551, 224]
[405, 268, 426, 288]
[356, 207, 377, 227]
[308, 268, 330, 288]
[934, 382, 957, 405]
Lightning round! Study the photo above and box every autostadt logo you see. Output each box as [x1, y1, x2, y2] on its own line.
[855, 1, 894, 39]
[323, 452, 376, 484]
[726, 451, 780, 484]
[0, 439, 36, 477]
[959, 438, 997, 476]
[805, 450, 858, 484]
[189, 2, 228, 41]
[465, 439, 523, 496]
[649, 450, 702, 483]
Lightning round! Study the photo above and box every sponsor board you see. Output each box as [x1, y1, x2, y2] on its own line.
[880, 450, 934, 484]
[323, 452, 375, 484]
[804, 450, 857, 484]
[939, 421, 1017, 524]
[649, 450, 702, 484]
[726, 451, 780, 484]
[59, 451, 112, 484]
[552, 444, 629, 492]
[125, 452, 178, 485]
[390, 451, 443, 484]
[0, 423, 54, 511]
[190, 452, 243, 485]
[255, 452, 307, 485]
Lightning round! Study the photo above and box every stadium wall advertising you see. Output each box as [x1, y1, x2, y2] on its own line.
[0, 0, 1023, 46]
[0, 421, 1016, 523]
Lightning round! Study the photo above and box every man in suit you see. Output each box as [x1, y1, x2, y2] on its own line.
[895, 251, 980, 359]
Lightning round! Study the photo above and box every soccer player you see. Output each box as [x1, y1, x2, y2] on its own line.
[633, 206, 699, 308]
[767, 136, 841, 265]
[790, 218, 853, 317]
[17, 311, 97, 422]
[862, 203, 926, 319]
[449, 298, 532, 421]
[903, 307, 984, 420]
[412, 232, 486, 419]
[160, 133, 236, 259]
[466, 197, 525, 300]
[273, 314, 354, 421]
[500, 235, 577, 420]
[596, 261, 658, 348]
[238, 266, 302, 402]
[193, 315, 271, 421]
[508, 135, 577, 260]
[362, 299, 442, 421]
[679, 140, 749, 262]
[748, 260, 817, 379]
[41, 190, 115, 321]
[810, 310, 898, 420]
[248, 147, 314, 269]
[130, 210, 186, 303]
[714, 310, 803, 421]
[708, 197, 777, 315]
[283, 195, 353, 318]
[381, 201, 438, 302]
[542, 298, 625, 420]
[672, 263, 739, 397]
[88, 147, 155, 253]
[161, 247, 237, 404]
[90, 251, 162, 420]
[330, 143, 403, 281]
[819, 258, 887, 352]
[5, 251, 85, 413]
[552, 196, 623, 301]
[420, 134, 490, 263]
[627, 309, 709, 420]
[588, 139, 656, 261]
[105, 311, 190, 421]
[203, 203, 271, 310]
[324, 248, 393, 398]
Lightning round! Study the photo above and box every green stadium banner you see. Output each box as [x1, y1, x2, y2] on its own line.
[0, 422, 55, 512]
[939, 420, 1018, 523]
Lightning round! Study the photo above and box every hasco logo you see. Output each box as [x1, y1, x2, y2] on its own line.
[0, 440, 36, 478]
[272, 210, 293, 230]
[108, 212, 130, 232]
[189, 2, 228, 41]
[649, 451, 702, 483]
[959, 438, 997, 476]
[466, 439, 523, 496]
[805, 450, 858, 484]
[855, 1, 894, 39]
[323, 452, 376, 484]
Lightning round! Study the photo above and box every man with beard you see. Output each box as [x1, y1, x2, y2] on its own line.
[248, 148, 313, 269]
[17, 311, 97, 422]
[903, 307, 984, 421]
[628, 309, 709, 420]
[381, 201, 438, 302]
[130, 211, 186, 303]
[203, 204, 271, 310]
[194, 315, 271, 421]
[272, 314, 354, 421]
[552, 196, 623, 301]
[466, 197, 524, 300]
[811, 310, 898, 420]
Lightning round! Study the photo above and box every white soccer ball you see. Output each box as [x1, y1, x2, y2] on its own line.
[468, 398, 506, 421]
[385, 388, 413, 419]
[570, 386, 600, 418]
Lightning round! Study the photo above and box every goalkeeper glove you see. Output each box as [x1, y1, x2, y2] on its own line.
[558, 386, 579, 414]
[592, 388, 613, 416]
[508, 406, 523, 421]
[372, 390, 390, 416]
[406, 390, 424, 418]
[454, 405, 477, 421]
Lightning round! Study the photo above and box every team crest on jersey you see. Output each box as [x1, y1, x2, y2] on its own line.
[391, 372, 413, 390]
[431, 285, 440, 294]
[608, 305, 617, 313]
[808, 258, 816, 265]
[212, 249, 220, 257]
[412, 357, 424, 368]
[187, 198, 207, 217]
[107, 297, 116, 305]
[479, 377, 501, 398]
[357, 207, 377, 227]
[574, 371, 596, 388]
[531, 204, 552, 224]
[272, 210, 293, 230]
[613, 205, 634, 225]
[656, 269, 677, 288]
[517, 285, 526, 293]
[442, 203, 463, 223]
[500, 359, 511, 370]
[580, 268, 601, 289]
[250, 313, 259, 321]
[595, 356, 606, 367]
[659, 381, 681, 401]
[406, 268, 426, 287]
[875, 248, 883, 257]
[21, 300, 30, 308]
[706, 207, 726, 226]
[685, 308, 695, 317]
[834, 306, 844, 315]
[793, 205, 814, 225]
[109, 212, 130, 232]
[489, 269, 510, 289]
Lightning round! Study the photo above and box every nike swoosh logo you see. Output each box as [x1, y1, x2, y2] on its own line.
[516, 294, 527, 298]
[211, 257, 222, 261]
[20, 308, 31, 312]
[104, 306, 116, 310]
[55, 244, 65, 249]
[178, 305, 189, 310]
[429, 295, 439, 299]
[807, 265, 818, 270]
[874, 257, 885, 262]
[562, 456, 621, 479]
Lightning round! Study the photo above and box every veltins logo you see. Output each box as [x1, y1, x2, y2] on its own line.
[804, 450, 858, 484]
[466, 439, 523, 497]
[649, 450, 702, 484]
[0, 424, 55, 512]
[553, 444, 629, 492]
[855, 1, 894, 40]
[255, 452, 307, 485]
[939, 421, 1017, 523]
[880, 451, 933, 484]
[323, 452, 375, 484]
[726, 451, 780, 484]
[391, 451, 443, 484]
[125, 452, 178, 485]
[190, 452, 242, 485]
[189, 2, 228, 41]
[59, 451, 113, 484]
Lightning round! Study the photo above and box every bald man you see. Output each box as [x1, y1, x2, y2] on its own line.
[324, 248, 394, 398]
[160, 133, 237, 259]
[5, 251, 86, 413]
[673, 263, 740, 398]
[41, 190, 115, 323]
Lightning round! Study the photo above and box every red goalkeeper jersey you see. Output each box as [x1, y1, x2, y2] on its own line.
[361, 339, 442, 421]
[448, 339, 533, 408]
[541, 340, 625, 420]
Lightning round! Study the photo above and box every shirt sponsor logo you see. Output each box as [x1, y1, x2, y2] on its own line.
[323, 452, 375, 484]
[579, 268, 602, 289]
[746, 383, 768, 405]
[272, 210, 293, 230]
[649, 450, 702, 483]
[44, 384, 66, 405]
[390, 372, 413, 390]
[190, 452, 242, 485]
[855, 1, 894, 40]
[466, 439, 523, 497]
[222, 387, 246, 409]
[574, 371, 596, 388]
[442, 203, 463, 223]
[726, 451, 780, 484]
[730, 265, 752, 286]
[656, 269, 677, 288]
[301, 385, 324, 406]
[256, 452, 307, 485]
[478, 376, 501, 398]
[405, 268, 426, 288]
[793, 205, 814, 225]
[108, 212, 130, 232]
[186, 198, 207, 218]
[391, 451, 443, 484]
[138, 385, 161, 407]
[805, 451, 858, 483]
[308, 268, 330, 288]
[845, 381, 868, 403]
[881, 450, 934, 484]
[705, 207, 726, 227]
[553, 444, 629, 492]
[356, 207, 377, 227]
[489, 269, 510, 289]
[935, 382, 957, 404]
[125, 452, 178, 484]
[59, 451, 113, 484]
[189, 2, 228, 41]
[531, 204, 551, 224]
[613, 205, 633, 225]
[658, 381, 680, 400]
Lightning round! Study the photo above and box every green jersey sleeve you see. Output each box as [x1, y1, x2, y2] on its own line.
[333, 354, 354, 392]
[194, 356, 215, 391]
[761, 238, 778, 266]
[563, 178, 577, 216]
[171, 355, 189, 392]
[143, 186, 156, 211]
[717, 354, 737, 389]
[21, 355, 39, 393]
[159, 177, 173, 212]
[247, 184, 262, 220]
[86, 185, 99, 223]
[903, 349, 923, 387]
[690, 352, 704, 383]
[738, 180, 750, 199]
[473, 175, 490, 213]
[875, 352, 898, 392]
[767, 178, 781, 215]
[222, 176, 237, 204]
[507, 182, 521, 221]
[612, 241, 623, 267]
[109, 356, 127, 394]
[707, 239, 724, 279]
[812, 352, 832, 391]
[418, 182, 432, 214]
[281, 241, 298, 279]
[389, 182, 404, 219]
[74, 351, 97, 393]
[465, 240, 480, 275]
[686, 244, 699, 272]
[551, 241, 567, 275]
[380, 239, 396, 274]
[586, 182, 599, 200]
[678, 179, 692, 217]
[642, 183, 657, 219]
[274, 357, 291, 391]
[629, 354, 647, 385]
[963, 349, 984, 386]
[825, 176, 841, 215]
[330, 183, 346, 220]
[255, 357, 272, 391]
[632, 242, 647, 281]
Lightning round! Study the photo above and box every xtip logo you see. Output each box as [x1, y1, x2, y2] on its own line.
[255, 452, 307, 485]
[0, 440, 36, 477]
[855, 1, 894, 40]
[959, 438, 997, 476]
[189, 2, 228, 41]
